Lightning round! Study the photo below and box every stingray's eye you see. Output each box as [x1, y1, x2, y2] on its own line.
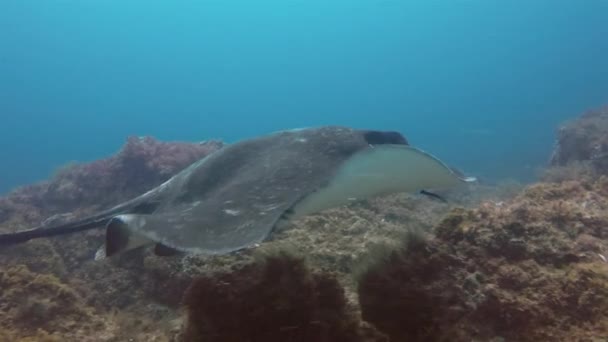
[363, 131, 409, 146]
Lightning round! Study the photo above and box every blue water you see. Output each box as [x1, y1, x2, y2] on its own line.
[1, 0, 607, 194]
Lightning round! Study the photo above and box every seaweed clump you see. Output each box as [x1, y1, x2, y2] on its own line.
[182, 252, 380, 342]
[358, 178, 608, 341]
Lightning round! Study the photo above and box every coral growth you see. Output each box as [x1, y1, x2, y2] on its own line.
[358, 177, 608, 341]
[181, 252, 379, 342]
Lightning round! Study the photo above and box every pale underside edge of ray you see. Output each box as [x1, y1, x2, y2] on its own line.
[290, 144, 474, 219]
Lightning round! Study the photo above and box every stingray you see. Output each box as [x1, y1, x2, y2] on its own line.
[0, 126, 475, 259]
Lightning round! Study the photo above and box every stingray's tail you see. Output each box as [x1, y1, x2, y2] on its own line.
[0, 217, 110, 245]
[0, 188, 164, 246]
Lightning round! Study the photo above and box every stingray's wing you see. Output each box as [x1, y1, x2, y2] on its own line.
[112, 142, 474, 255]
[115, 198, 294, 255]
[99, 128, 476, 257]
[111, 127, 371, 254]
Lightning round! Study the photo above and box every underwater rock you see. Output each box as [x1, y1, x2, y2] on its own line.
[0, 264, 100, 340]
[358, 235, 468, 341]
[358, 177, 608, 341]
[181, 251, 382, 342]
[549, 106, 608, 176]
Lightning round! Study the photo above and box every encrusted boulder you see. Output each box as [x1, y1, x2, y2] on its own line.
[181, 252, 382, 342]
[550, 106, 608, 174]
[358, 178, 608, 341]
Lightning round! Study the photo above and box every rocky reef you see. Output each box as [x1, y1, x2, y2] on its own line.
[181, 251, 380, 342]
[359, 178, 608, 341]
[1, 109, 608, 341]
[549, 105, 608, 177]
[0, 264, 95, 341]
